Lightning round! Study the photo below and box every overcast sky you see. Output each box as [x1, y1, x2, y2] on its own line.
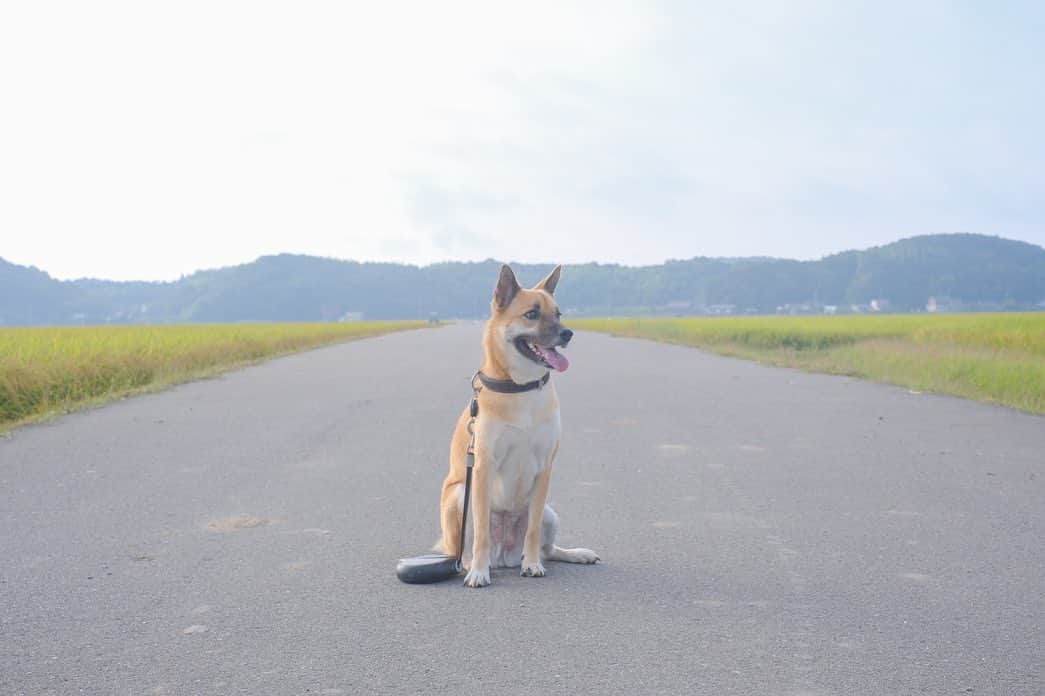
[1, 1, 1043, 281]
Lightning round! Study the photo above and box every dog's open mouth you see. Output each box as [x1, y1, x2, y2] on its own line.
[513, 336, 570, 372]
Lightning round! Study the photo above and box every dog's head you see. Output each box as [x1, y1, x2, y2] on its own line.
[486, 264, 572, 381]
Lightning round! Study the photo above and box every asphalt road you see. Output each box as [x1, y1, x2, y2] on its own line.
[2, 323, 1042, 695]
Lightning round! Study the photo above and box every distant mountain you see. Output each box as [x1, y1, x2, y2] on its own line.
[2, 234, 1044, 325]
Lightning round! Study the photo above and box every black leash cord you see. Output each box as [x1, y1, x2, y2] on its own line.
[456, 390, 479, 570]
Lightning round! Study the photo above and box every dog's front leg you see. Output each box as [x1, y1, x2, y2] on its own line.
[521, 447, 556, 578]
[463, 443, 492, 588]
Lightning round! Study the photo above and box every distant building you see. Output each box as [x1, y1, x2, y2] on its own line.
[823, 305, 838, 315]
[870, 298, 891, 312]
[339, 311, 364, 322]
[777, 303, 817, 315]
[927, 296, 957, 313]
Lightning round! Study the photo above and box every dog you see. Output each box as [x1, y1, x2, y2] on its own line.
[436, 264, 599, 587]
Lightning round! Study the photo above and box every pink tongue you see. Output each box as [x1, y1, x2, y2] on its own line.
[537, 346, 569, 372]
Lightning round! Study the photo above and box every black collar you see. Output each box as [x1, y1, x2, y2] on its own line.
[476, 371, 550, 394]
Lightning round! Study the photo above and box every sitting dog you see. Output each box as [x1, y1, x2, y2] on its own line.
[437, 264, 599, 587]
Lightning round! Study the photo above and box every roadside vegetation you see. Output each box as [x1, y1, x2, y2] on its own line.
[572, 314, 1045, 415]
[0, 321, 426, 430]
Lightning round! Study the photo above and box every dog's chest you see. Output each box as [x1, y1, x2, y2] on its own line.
[487, 416, 560, 512]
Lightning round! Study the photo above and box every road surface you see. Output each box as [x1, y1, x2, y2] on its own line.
[2, 323, 1042, 695]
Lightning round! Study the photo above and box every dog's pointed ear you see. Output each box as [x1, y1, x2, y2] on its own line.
[493, 264, 521, 310]
[534, 265, 562, 295]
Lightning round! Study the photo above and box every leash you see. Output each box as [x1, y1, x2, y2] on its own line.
[456, 375, 480, 570]
[455, 369, 550, 570]
[397, 369, 552, 583]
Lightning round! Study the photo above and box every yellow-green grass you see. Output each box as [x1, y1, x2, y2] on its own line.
[572, 314, 1045, 415]
[0, 321, 427, 430]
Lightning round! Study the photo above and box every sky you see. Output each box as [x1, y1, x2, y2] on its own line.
[1, 1, 1043, 281]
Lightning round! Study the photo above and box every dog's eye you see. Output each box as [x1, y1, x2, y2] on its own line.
[556, 310, 562, 319]
[524, 309, 540, 320]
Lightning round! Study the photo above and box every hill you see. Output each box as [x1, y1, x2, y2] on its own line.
[2, 234, 1044, 325]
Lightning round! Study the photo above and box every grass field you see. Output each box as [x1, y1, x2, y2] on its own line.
[572, 314, 1045, 415]
[0, 321, 427, 430]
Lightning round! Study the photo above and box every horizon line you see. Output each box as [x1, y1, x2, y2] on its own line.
[3, 232, 1037, 284]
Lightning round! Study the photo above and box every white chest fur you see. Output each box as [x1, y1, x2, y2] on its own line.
[482, 409, 561, 513]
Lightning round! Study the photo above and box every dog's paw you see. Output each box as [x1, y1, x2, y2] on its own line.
[573, 548, 600, 564]
[520, 561, 546, 578]
[463, 567, 491, 588]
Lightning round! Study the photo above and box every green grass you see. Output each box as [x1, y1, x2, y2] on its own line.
[572, 314, 1045, 415]
[0, 321, 427, 430]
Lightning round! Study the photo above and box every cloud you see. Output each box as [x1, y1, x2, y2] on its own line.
[400, 175, 522, 254]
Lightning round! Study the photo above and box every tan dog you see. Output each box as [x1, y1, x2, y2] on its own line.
[437, 264, 599, 587]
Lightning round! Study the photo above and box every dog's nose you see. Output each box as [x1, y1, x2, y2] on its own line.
[560, 328, 573, 345]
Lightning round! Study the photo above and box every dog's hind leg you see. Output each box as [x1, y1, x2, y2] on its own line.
[540, 505, 600, 564]
[437, 481, 465, 559]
